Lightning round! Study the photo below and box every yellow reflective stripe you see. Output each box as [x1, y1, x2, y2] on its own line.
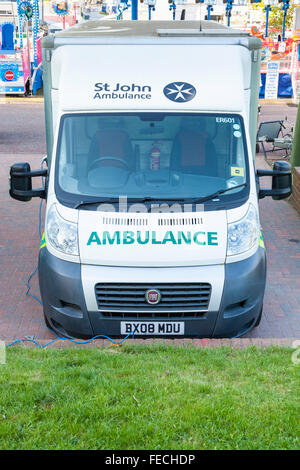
[40, 232, 46, 249]
[259, 232, 265, 250]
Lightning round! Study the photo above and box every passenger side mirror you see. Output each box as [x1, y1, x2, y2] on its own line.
[9, 162, 47, 202]
[257, 160, 292, 200]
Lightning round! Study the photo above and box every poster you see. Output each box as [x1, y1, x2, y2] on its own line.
[264, 61, 279, 99]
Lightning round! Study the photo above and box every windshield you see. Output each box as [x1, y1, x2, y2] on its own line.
[55, 113, 249, 209]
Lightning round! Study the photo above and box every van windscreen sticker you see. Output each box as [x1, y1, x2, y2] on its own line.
[231, 167, 244, 177]
[233, 131, 242, 138]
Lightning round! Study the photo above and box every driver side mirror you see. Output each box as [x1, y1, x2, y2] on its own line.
[257, 160, 292, 200]
[9, 162, 47, 202]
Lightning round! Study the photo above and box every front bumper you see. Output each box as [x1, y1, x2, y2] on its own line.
[39, 247, 266, 339]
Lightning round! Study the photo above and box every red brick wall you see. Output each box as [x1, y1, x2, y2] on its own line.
[292, 167, 300, 215]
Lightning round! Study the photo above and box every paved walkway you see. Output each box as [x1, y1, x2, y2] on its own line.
[0, 102, 299, 345]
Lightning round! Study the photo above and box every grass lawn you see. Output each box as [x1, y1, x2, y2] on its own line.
[0, 345, 299, 450]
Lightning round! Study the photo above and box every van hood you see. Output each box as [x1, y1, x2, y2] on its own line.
[79, 210, 227, 267]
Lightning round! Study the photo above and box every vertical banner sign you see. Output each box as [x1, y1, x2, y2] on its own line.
[36, 36, 42, 64]
[265, 61, 279, 99]
[21, 46, 30, 84]
[291, 41, 298, 100]
[17, 0, 23, 48]
[32, 0, 39, 68]
[293, 6, 300, 38]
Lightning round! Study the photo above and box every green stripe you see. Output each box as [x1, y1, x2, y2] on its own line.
[259, 232, 265, 250]
[40, 232, 46, 249]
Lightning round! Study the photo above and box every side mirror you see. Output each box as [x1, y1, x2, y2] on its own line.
[257, 161, 292, 200]
[9, 162, 47, 202]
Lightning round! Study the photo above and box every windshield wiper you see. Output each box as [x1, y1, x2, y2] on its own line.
[74, 196, 186, 208]
[74, 198, 120, 209]
[128, 197, 186, 203]
[187, 183, 248, 204]
[130, 186, 247, 205]
[73, 184, 247, 209]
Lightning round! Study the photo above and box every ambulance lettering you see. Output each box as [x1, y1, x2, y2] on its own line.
[87, 231, 218, 246]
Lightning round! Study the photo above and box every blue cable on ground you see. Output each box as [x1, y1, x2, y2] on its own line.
[25, 195, 43, 305]
[7, 331, 134, 348]
[10, 183, 134, 349]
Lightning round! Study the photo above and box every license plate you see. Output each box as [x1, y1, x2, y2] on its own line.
[121, 321, 184, 336]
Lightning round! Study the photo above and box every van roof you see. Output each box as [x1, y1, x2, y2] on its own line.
[54, 20, 250, 39]
[48, 20, 261, 51]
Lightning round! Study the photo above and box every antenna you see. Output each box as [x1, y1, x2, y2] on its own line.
[195, 0, 203, 31]
[200, 5, 202, 31]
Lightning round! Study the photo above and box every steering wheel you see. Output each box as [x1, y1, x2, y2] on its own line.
[88, 157, 130, 172]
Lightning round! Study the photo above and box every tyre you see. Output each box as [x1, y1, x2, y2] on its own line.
[255, 305, 263, 327]
[43, 312, 51, 328]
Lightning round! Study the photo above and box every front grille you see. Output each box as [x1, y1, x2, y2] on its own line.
[95, 283, 211, 318]
[102, 216, 148, 226]
[100, 311, 206, 319]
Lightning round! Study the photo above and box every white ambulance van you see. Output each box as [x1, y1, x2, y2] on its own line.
[9, 21, 292, 338]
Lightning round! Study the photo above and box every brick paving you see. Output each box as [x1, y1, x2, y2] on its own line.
[0, 102, 299, 347]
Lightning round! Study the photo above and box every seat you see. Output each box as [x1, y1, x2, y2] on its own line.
[88, 128, 134, 172]
[256, 120, 284, 158]
[170, 128, 216, 175]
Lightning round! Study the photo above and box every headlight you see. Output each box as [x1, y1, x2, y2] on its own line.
[227, 204, 259, 256]
[46, 204, 79, 256]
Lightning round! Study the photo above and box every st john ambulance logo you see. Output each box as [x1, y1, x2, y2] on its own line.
[163, 82, 196, 103]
